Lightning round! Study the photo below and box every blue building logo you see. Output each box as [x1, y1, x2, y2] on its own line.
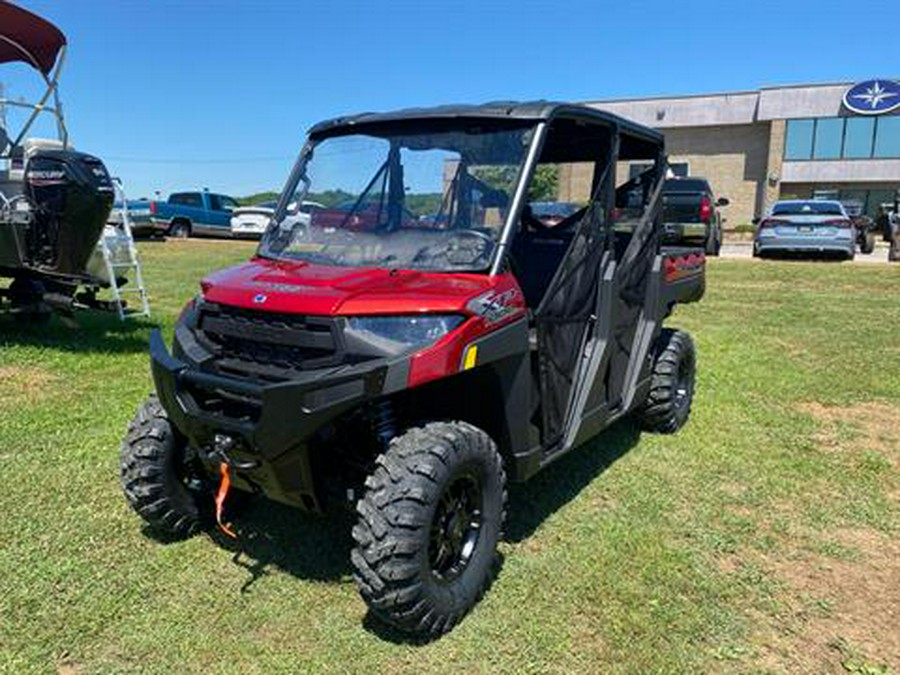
[843, 79, 900, 115]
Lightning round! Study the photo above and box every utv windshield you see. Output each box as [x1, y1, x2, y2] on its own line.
[259, 122, 535, 272]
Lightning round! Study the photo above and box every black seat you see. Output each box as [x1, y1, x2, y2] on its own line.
[511, 206, 575, 309]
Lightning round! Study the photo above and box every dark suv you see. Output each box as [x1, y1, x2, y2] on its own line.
[661, 177, 728, 255]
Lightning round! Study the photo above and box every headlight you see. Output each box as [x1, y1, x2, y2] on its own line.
[345, 315, 465, 353]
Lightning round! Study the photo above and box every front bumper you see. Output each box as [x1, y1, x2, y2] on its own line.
[755, 235, 854, 257]
[149, 329, 404, 509]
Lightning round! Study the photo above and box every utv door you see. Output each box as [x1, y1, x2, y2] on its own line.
[528, 122, 618, 450]
[528, 123, 665, 454]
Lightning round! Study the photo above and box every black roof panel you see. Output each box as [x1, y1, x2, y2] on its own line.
[308, 100, 663, 146]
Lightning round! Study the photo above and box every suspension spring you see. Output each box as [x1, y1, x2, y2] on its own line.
[371, 399, 397, 451]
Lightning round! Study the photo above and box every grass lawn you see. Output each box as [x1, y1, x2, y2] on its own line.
[1, 240, 898, 674]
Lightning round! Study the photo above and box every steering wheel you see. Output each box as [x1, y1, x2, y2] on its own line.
[412, 229, 495, 267]
[450, 228, 495, 247]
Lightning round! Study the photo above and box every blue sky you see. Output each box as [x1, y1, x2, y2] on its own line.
[8, 0, 900, 198]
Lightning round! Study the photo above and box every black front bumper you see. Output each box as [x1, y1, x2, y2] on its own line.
[149, 329, 404, 510]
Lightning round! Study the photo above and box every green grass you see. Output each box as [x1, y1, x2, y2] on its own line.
[1, 241, 898, 674]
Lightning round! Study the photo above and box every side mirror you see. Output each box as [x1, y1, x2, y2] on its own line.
[751, 216, 760, 225]
[717, 197, 730, 207]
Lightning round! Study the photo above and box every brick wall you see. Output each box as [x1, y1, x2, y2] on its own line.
[663, 123, 770, 226]
[560, 123, 772, 226]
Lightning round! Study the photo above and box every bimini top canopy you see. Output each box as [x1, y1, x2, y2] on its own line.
[0, 0, 66, 76]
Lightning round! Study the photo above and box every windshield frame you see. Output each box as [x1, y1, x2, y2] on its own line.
[258, 119, 548, 275]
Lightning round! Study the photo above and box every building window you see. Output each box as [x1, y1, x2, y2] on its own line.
[785, 115, 900, 160]
[785, 119, 814, 160]
[813, 118, 843, 159]
[873, 116, 900, 158]
[843, 117, 875, 158]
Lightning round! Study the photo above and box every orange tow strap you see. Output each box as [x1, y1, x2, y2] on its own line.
[214, 461, 238, 539]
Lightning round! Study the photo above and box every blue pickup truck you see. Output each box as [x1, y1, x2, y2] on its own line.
[121, 190, 240, 238]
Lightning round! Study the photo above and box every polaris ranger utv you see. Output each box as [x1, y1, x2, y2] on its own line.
[121, 102, 706, 637]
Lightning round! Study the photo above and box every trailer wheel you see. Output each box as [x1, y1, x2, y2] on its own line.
[352, 421, 506, 637]
[168, 220, 191, 238]
[120, 395, 208, 537]
[636, 329, 696, 434]
[9, 278, 51, 324]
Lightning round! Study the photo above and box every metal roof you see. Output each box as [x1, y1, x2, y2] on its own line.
[307, 101, 663, 144]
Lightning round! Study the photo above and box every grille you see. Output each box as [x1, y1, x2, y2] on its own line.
[197, 304, 344, 377]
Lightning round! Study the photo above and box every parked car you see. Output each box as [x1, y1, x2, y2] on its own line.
[119, 101, 706, 638]
[230, 200, 324, 239]
[107, 198, 161, 238]
[754, 200, 856, 260]
[840, 199, 876, 254]
[661, 177, 727, 255]
[310, 198, 419, 231]
[889, 209, 900, 262]
[126, 190, 240, 238]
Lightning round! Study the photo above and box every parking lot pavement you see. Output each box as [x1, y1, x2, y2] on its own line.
[719, 241, 892, 264]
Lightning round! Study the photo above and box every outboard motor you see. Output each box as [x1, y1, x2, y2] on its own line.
[23, 149, 114, 276]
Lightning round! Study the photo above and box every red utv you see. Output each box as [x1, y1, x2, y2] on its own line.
[121, 102, 706, 637]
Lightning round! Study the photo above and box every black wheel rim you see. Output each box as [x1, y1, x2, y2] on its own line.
[674, 355, 693, 413]
[429, 472, 483, 582]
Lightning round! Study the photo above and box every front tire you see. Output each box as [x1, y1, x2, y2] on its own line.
[120, 395, 207, 537]
[636, 329, 696, 434]
[352, 421, 507, 637]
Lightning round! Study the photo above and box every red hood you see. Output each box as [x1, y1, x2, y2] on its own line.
[200, 257, 513, 316]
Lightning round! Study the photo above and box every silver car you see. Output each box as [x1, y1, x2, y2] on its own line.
[754, 200, 855, 260]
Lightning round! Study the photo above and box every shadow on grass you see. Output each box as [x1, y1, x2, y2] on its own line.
[505, 419, 641, 543]
[206, 499, 355, 590]
[165, 419, 640, 642]
[0, 310, 154, 354]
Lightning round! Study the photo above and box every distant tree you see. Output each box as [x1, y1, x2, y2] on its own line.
[405, 193, 444, 216]
[237, 191, 280, 206]
[469, 164, 559, 201]
[528, 165, 559, 202]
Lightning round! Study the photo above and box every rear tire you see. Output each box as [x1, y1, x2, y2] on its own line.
[705, 228, 721, 256]
[636, 329, 696, 434]
[859, 231, 875, 254]
[120, 395, 207, 537]
[168, 220, 191, 238]
[351, 421, 506, 637]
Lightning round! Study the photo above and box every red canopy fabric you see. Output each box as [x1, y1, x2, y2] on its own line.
[0, 1, 66, 76]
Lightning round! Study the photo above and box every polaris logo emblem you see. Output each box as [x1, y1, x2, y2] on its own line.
[252, 293, 268, 304]
[843, 79, 900, 115]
